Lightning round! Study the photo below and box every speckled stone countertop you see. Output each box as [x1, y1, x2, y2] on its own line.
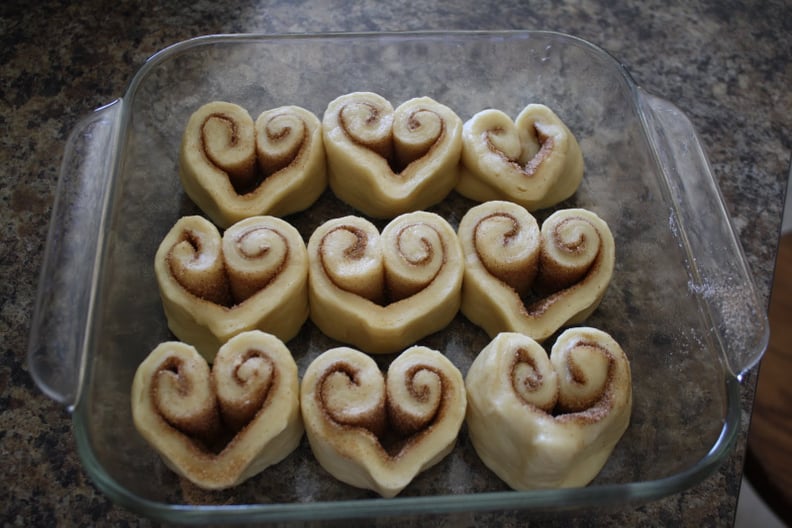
[1, 1, 790, 526]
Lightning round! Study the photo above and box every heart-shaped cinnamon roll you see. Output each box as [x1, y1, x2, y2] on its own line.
[307, 211, 464, 354]
[322, 92, 463, 218]
[465, 329, 631, 490]
[155, 215, 308, 361]
[131, 330, 303, 490]
[301, 345, 466, 498]
[457, 104, 583, 210]
[458, 201, 614, 342]
[180, 101, 326, 228]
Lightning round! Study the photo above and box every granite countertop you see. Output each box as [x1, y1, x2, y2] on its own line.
[2, 0, 790, 526]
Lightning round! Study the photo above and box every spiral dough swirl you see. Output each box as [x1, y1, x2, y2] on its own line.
[457, 103, 584, 211]
[458, 201, 615, 343]
[471, 208, 540, 295]
[131, 331, 304, 490]
[317, 216, 449, 305]
[317, 354, 387, 436]
[318, 219, 385, 304]
[509, 344, 559, 413]
[552, 337, 615, 416]
[164, 216, 295, 307]
[338, 98, 394, 159]
[300, 345, 466, 497]
[309, 348, 455, 444]
[213, 347, 276, 432]
[322, 91, 463, 218]
[386, 363, 444, 436]
[255, 109, 310, 176]
[155, 215, 309, 361]
[180, 102, 326, 228]
[538, 212, 602, 292]
[166, 220, 232, 306]
[198, 105, 257, 191]
[391, 105, 445, 169]
[464, 329, 632, 490]
[223, 220, 291, 303]
[382, 218, 446, 301]
[151, 345, 220, 442]
[308, 211, 464, 354]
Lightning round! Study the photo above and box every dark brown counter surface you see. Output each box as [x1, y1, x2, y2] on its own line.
[2, 1, 790, 526]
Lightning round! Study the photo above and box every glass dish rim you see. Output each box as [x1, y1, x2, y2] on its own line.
[62, 29, 758, 523]
[74, 378, 742, 523]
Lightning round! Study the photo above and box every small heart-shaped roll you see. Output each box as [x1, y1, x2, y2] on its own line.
[465, 329, 631, 490]
[307, 211, 464, 354]
[458, 201, 614, 342]
[155, 215, 308, 361]
[457, 104, 584, 210]
[322, 92, 463, 218]
[180, 102, 326, 228]
[301, 346, 466, 498]
[131, 330, 303, 490]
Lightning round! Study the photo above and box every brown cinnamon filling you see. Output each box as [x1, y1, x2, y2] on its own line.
[511, 347, 544, 394]
[477, 244, 598, 317]
[524, 219, 604, 315]
[200, 112, 306, 196]
[396, 229, 435, 267]
[521, 126, 554, 177]
[341, 103, 445, 175]
[551, 218, 586, 252]
[317, 363, 387, 437]
[365, 107, 380, 125]
[393, 108, 445, 171]
[385, 367, 448, 458]
[219, 349, 277, 432]
[319, 223, 446, 306]
[339, 226, 369, 260]
[388, 223, 446, 301]
[151, 358, 222, 453]
[152, 350, 280, 457]
[236, 228, 273, 259]
[158, 356, 191, 394]
[387, 365, 443, 436]
[168, 228, 288, 308]
[339, 102, 393, 160]
[166, 231, 233, 307]
[205, 113, 241, 146]
[485, 124, 554, 177]
[257, 111, 308, 177]
[508, 347, 558, 414]
[228, 227, 288, 302]
[473, 212, 537, 293]
[317, 362, 448, 459]
[555, 341, 615, 424]
[200, 113, 257, 194]
[506, 341, 615, 421]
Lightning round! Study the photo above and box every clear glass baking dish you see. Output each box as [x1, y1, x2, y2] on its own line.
[27, 30, 769, 524]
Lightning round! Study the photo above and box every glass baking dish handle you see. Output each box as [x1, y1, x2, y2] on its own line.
[637, 88, 769, 379]
[27, 100, 123, 410]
